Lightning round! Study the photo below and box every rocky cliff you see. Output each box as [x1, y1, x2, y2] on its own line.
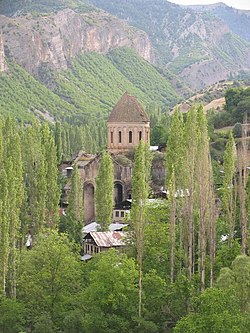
[1, 8, 153, 78]
[90, 0, 250, 90]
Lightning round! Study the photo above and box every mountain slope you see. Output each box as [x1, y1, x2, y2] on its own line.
[0, 5, 153, 78]
[50, 49, 180, 114]
[186, 2, 250, 42]
[0, 49, 180, 123]
[90, 0, 250, 90]
[0, 62, 77, 122]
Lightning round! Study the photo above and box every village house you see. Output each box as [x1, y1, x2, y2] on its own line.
[82, 231, 127, 260]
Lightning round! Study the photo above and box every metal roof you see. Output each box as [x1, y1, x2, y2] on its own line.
[90, 231, 127, 247]
[83, 222, 128, 234]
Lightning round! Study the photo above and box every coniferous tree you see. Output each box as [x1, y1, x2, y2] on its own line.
[95, 151, 114, 231]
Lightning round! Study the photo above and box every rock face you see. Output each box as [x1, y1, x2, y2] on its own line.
[1, 9, 153, 77]
[90, 0, 250, 90]
[0, 32, 7, 72]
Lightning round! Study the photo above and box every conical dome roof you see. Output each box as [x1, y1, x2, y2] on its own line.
[108, 92, 149, 123]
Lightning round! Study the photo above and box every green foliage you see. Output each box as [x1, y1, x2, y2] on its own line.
[174, 288, 250, 333]
[95, 151, 114, 230]
[109, 47, 180, 106]
[18, 231, 82, 330]
[83, 250, 138, 332]
[0, 63, 76, 122]
[0, 297, 25, 333]
[165, 109, 184, 186]
[61, 164, 83, 243]
[224, 87, 250, 123]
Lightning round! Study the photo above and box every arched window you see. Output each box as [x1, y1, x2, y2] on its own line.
[119, 131, 122, 143]
[139, 131, 142, 141]
[114, 183, 123, 204]
[129, 131, 133, 143]
[111, 131, 113, 144]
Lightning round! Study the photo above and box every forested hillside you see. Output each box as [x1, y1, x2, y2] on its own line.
[90, 0, 250, 89]
[0, 50, 180, 124]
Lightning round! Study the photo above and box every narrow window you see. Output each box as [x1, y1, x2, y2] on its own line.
[129, 131, 133, 143]
[119, 131, 122, 143]
[121, 211, 125, 218]
[111, 131, 113, 144]
[139, 131, 142, 141]
[115, 211, 119, 217]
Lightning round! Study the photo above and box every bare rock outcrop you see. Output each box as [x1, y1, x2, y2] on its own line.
[1, 9, 153, 77]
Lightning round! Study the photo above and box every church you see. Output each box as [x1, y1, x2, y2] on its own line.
[62, 92, 164, 224]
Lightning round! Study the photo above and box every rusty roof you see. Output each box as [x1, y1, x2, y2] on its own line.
[90, 231, 127, 247]
[108, 92, 149, 123]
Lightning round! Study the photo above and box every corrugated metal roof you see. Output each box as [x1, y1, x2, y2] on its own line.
[83, 222, 128, 234]
[90, 231, 127, 247]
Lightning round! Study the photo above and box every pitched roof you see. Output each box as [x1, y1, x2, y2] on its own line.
[89, 231, 127, 247]
[108, 92, 149, 123]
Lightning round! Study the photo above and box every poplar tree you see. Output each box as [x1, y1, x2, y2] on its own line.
[238, 114, 248, 255]
[41, 123, 60, 227]
[66, 164, 84, 243]
[22, 121, 47, 235]
[95, 151, 114, 231]
[169, 169, 176, 283]
[131, 141, 152, 322]
[196, 105, 215, 290]
[222, 131, 236, 245]
[2, 117, 23, 298]
[55, 121, 63, 164]
[183, 106, 198, 279]
[166, 109, 185, 274]
[0, 170, 9, 296]
[166, 109, 184, 186]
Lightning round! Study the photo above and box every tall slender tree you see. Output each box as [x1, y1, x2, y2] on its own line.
[222, 131, 236, 245]
[183, 106, 198, 279]
[41, 123, 60, 227]
[95, 151, 114, 231]
[3, 118, 23, 298]
[131, 141, 152, 322]
[196, 105, 214, 290]
[65, 164, 84, 243]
